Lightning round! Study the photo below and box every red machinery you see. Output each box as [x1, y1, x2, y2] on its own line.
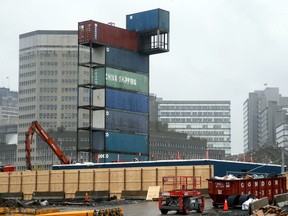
[158, 176, 205, 215]
[25, 121, 70, 170]
[208, 175, 287, 208]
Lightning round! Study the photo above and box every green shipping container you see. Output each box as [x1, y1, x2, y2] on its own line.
[93, 67, 148, 94]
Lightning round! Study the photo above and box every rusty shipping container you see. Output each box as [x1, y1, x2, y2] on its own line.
[78, 20, 138, 52]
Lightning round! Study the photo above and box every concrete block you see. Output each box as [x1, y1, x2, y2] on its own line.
[32, 191, 65, 200]
[274, 193, 288, 207]
[121, 190, 147, 200]
[0, 192, 23, 200]
[249, 197, 269, 215]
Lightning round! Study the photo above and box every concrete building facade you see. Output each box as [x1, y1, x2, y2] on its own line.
[243, 87, 288, 153]
[151, 96, 231, 155]
[17, 30, 87, 170]
[0, 87, 18, 126]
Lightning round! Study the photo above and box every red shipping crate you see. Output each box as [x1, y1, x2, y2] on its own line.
[78, 20, 138, 52]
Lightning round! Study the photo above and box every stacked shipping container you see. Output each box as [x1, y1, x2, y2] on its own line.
[77, 9, 169, 162]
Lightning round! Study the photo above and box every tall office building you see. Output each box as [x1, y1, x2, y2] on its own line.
[0, 87, 18, 126]
[17, 30, 86, 170]
[152, 97, 231, 155]
[243, 87, 288, 153]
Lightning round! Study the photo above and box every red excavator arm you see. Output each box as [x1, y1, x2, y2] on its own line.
[25, 121, 70, 170]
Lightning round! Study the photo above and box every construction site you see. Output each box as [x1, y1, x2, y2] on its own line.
[2, 6, 288, 216]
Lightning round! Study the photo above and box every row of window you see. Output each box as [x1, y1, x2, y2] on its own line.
[40, 79, 58, 84]
[19, 51, 36, 60]
[40, 87, 57, 93]
[152, 142, 205, 149]
[186, 131, 226, 135]
[19, 105, 36, 111]
[40, 62, 58, 66]
[61, 113, 77, 119]
[39, 50, 57, 58]
[61, 105, 77, 110]
[19, 63, 36, 69]
[39, 96, 57, 101]
[159, 105, 230, 110]
[62, 70, 77, 76]
[62, 52, 77, 58]
[161, 118, 230, 123]
[39, 104, 57, 110]
[39, 113, 57, 119]
[19, 96, 36, 103]
[62, 88, 76, 93]
[61, 62, 77, 66]
[19, 71, 36, 78]
[19, 114, 36, 119]
[61, 96, 77, 101]
[62, 79, 77, 84]
[19, 88, 36, 95]
[40, 70, 58, 76]
[160, 111, 230, 116]
[19, 79, 36, 86]
[205, 137, 228, 142]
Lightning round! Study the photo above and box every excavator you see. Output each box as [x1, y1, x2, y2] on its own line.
[25, 121, 70, 170]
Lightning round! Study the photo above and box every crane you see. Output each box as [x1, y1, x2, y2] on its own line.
[25, 121, 70, 170]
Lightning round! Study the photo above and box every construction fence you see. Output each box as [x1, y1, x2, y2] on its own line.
[0, 165, 213, 200]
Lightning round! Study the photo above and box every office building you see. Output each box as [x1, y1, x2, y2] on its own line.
[18, 30, 85, 170]
[0, 87, 18, 126]
[151, 96, 231, 155]
[243, 87, 288, 153]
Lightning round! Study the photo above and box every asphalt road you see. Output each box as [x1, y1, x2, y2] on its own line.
[120, 198, 249, 216]
[24, 197, 249, 215]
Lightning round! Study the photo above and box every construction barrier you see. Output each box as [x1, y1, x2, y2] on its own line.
[0, 165, 213, 200]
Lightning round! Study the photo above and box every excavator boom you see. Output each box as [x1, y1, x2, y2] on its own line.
[25, 121, 70, 170]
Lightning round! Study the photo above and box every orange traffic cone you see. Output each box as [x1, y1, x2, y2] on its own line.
[223, 198, 228, 211]
[85, 193, 89, 202]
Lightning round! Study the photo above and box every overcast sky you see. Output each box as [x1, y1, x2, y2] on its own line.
[1, 0, 288, 154]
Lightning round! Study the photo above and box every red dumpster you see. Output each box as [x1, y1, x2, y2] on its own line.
[208, 176, 286, 207]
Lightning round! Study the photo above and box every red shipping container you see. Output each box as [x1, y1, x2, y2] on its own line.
[78, 20, 138, 52]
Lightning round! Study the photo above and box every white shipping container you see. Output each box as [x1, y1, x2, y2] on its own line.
[92, 110, 105, 129]
[93, 89, 105, 107]
[79, 46, 105, 65]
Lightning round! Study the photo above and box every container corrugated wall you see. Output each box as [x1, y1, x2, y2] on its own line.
[105, 131, 148, 153]
[80, 46, 149, 74]
[106, 89, 148, 113]
[97, 153, 144, 163]
[78, 20, 138, 51]
[93, 67, 148, 93]
[106, 109, 148, 133]
[106, 47, 149, 74]
[92, 131, 148, 162]
[126, 8, 170, 32]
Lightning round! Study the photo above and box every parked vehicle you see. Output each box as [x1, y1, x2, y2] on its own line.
[208, 174, 287, 208]
[158, 176, 205, 215]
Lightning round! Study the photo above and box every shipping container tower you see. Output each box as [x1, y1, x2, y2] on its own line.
[77, 9, 169, 162]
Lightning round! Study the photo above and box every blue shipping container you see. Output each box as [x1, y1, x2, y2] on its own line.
[106, 109, 148, 133]
[106, 47, 149, 74]
[92, 131, 105, 151]
[97, 153, 148, 163]
[105, 131, 148, 154]
[126, 8, 169, 32]
[106, 88, 148, 113]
